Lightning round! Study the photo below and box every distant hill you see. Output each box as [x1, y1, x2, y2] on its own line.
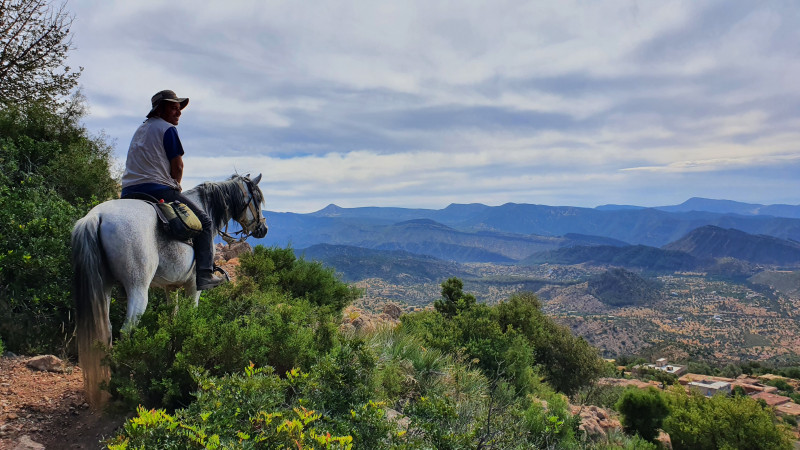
[663, 225, 800, 266]
[520, 244, 702, 272]
[254, 215, 631, 263]
[300, 244, 469, 283]
[257, 203, 800, 254]
[587, 268, 663, 306]
[655, 197, 800, 218]
[749, 270, 800, 297]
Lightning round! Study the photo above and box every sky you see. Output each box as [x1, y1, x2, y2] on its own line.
[66, 0, 800, 213]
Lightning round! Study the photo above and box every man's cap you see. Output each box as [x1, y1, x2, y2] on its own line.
[147, 90, 189, 118]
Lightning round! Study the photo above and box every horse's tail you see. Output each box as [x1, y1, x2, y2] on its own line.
[71, 211, 112, 409]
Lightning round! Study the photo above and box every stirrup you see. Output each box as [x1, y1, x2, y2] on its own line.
[213, 264, 231, 282]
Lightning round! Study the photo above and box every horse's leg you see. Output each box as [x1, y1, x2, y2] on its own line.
[119, 256, 157, 332]
[184, 282, 201, 307]
[121, 283, 151, 333]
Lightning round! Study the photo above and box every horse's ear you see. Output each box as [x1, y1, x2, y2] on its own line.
[252, 173, 262, 184]
[244, 173, 251, 178]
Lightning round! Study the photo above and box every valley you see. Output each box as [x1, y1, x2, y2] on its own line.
[347, 264, 800, 365]
[250, 197, 800, 366]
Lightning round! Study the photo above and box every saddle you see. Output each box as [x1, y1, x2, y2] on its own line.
[123, 193, 202, 241]
[122, 193, 231, 282]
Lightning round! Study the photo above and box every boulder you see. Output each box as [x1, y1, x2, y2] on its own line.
[382, 303, 403, 320]
[570, 404, 621, 440]
[25, 355, 64, 373]
[215, 241, 252, 261]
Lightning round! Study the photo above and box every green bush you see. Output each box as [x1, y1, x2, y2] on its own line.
[107, 367, 356, 450]
[573, 384, 628, 409]
[402, 284, 603, 398]
[615, 387, 669, 442]
[237, 246, 361, 313]
[663, 387, 793, 450]
[0, 100, 117, 355]
[108, 273, 346, 409]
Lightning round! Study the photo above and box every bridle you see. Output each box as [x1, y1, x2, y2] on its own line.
[218, 178, 267, 244]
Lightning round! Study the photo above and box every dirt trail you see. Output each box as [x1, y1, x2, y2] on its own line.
[0, 357, 125, 450]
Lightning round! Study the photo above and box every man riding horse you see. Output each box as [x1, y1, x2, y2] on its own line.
[120, 90, 224, 290]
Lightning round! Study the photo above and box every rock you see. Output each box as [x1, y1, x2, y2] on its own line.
[386, 408, 411, 429]
[570, 405, 621, 440]
[215, 241, 252, 261]
[13, 435, 45, 450]
[656, 431, 672, 450]
[382, 303, 403, 320]
[25, 355, 64, 373]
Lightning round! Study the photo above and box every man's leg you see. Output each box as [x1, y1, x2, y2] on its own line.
[158, 189, 225, 290]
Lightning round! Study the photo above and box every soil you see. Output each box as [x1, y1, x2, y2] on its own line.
[0, 356, 127, 450]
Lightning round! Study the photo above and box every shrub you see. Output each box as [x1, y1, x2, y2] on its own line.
[573, 384, 628, 409]
[237, 246, 361, 313]
[663, 388, 793, 450]
[434, 277, 476, 318]
[107, 367, 355, 450]
[615, 387, 669, 442]
[0, 100, 117, 355]
[404, 284, 604, 398]
[108, 281, 340, 409]
[496, 292, 605, 396]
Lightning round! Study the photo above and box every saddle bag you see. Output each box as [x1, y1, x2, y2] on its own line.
[156, 201, 202, 240]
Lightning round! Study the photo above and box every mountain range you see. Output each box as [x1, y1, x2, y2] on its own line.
[250, 198, 800, 269]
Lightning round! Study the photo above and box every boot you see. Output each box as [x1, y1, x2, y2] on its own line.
[196, 269, 226, 290]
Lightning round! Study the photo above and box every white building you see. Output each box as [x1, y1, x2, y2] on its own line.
[689, 380, 732, 397]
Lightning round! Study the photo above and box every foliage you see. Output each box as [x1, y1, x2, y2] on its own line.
[0, 0, 81, 105]
[765, 378, 793, 393]
[601, 429, 659, 450]
[496, 292, 605, 395]
[0, 99, 117, 355]
[615, 387, 669, 442]
[107, 368, 356, 450]
[663, 387, 793, 450]
[403, 282, 604, 397]
[107, 259, 351, 409]
[573, 384, 628, 409]
[634, 366, 678, 388]
[104, 262, 669, 449]
[237, 246, 360, 313]
[434, 277, 476, 318]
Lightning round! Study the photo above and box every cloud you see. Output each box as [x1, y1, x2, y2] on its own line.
[67, 0, 800, 211]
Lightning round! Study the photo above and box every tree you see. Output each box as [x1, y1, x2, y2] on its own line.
[664, 388, 793, 450]
[616, 387, 670, 442]
[434, 277, 476, 318]
[0, 0, 81, 105]
[497, 292, 605, 395]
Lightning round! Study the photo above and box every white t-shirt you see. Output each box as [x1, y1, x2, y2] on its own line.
[121, 117, 184, 191]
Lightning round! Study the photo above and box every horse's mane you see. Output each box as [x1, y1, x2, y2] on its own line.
[189, 175, 264, 230]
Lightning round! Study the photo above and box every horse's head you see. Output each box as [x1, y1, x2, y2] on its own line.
[233, 173, 268, 239]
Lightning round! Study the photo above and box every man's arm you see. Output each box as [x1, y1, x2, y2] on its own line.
[170, 155, 184, 185]
[163, 127, 185, 188]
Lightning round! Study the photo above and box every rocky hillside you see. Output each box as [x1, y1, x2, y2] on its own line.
[664, 225, 800, 266]
[586, 268, 663, 307]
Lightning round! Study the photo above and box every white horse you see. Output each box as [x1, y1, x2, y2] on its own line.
[70, 174, 267, 407]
